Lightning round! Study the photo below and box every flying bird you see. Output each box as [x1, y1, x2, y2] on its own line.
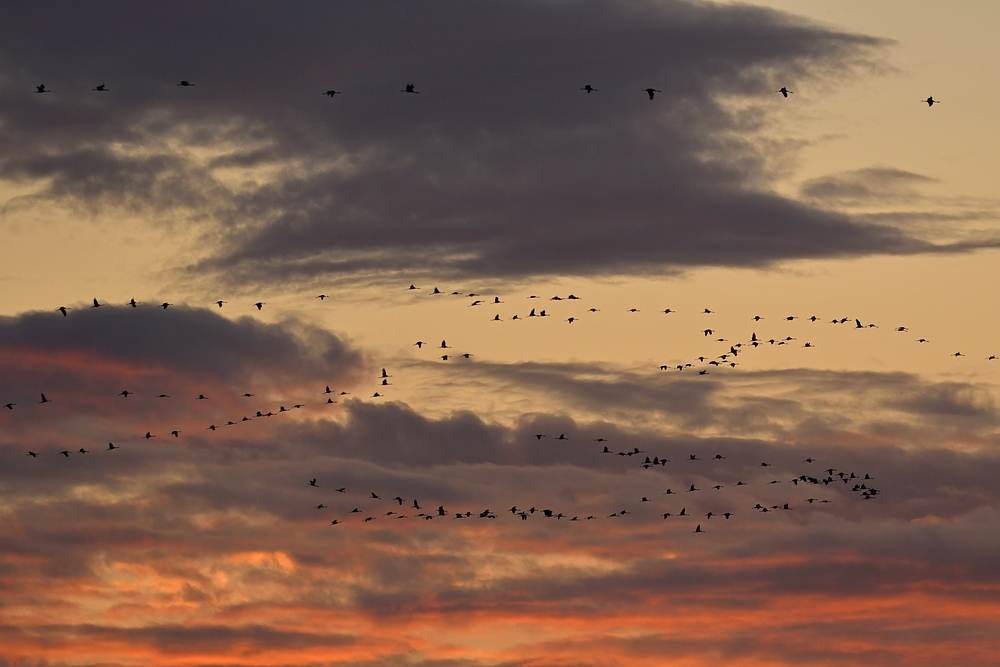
[581, 85, 597, 93]
[402, 83, 419, 94]
[93, 84, 108, 91]
[323, 90, 341, 97]
[777, 87, 793, 97]
[177, 80, 195, 86]
[643, 88, 661, 100]
[35, 84, 50, 93]
[923, 96, 939, 106]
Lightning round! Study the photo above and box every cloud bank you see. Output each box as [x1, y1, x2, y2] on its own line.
[0, 0, 930, 286]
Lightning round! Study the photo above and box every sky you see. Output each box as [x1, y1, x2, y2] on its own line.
[1, 2, 999, 666]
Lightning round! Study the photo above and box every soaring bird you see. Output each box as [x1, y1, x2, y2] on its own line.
[177, 80, 195, 86]
[402, 83, 419, 94]
[93, 84, 108, 91]
[643, 88, 661, 100]
[923, 96, 939, 107]
[777, 87, 793, 97]
[581, 85, 597, 93]
[323, 90, 341, 97]
[128, 298, 140, 308]
[92, 298, 102, 308]
[215, 300, 226, 308]
[39, 394, 50, 404]
[35, 84, 50, 93]
[57, 306, 69, 316]
[253, 302, 265, 310]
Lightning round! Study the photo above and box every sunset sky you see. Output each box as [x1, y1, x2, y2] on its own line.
[2, 2, 999, 666]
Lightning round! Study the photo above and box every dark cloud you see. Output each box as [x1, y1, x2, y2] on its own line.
[0, 305, 364, 444]
[0, 0, 930, 285]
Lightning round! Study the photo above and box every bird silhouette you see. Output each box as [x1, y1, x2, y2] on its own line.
[57, 306, 69, 316]
[402, 84, 419, 94]
[923, 96, 939, 106]
[324, 90, 341, 97]
[643, 88, 661, 100]
[777, 87, 793, 97]
[254, 302, 265, 310]
[177, 80, 195, 87]
[581, 85, 597, 93]
[35, 84, 50, 93]
[93, 84, 108, 92]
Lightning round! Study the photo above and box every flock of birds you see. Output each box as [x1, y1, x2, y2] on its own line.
[29, 81, 942, 107]
[10, 75, 945, 533]
[402, 284, 998, 374]
[2, 288, 899, 535]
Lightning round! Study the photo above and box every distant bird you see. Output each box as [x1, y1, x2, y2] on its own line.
[177, 80, 195, 86]
[160, 302, 172, 309]
[78, 448, 89, 454]
[59, 450, 70, 457]
[309, 479, 317, 487]
[581, 85, 597, 93]
[91, 298, 102, 308]
[323, 90, 341, 97]
[777, 87, 793, 97]
[57, 306, 69, 316]
[402, 84, 419, 94]
[119, 390, 131, 398]
[215, 300, 226, 308]
[198, 394, 208, 400]
[144, 432, 154, 439]
[93, 84, 108, 92]
[317, 294, 328, 300]
[643, 88, 661, 100]
[128, 298, 140, 308]
[254, 302, 265, 310]
[27, 451, 38, 457]
[35, 84, 50, 93]
[39, 394, 50, 404]
[107, 442, 118, 450]
[923, 96, 939, 107]
[694, 524, 704, 533]
[170, 430, 180, 437]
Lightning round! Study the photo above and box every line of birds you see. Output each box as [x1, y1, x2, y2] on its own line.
[401, 286, 998, 373]
[305, 454, 878, 529]
[28, 82, 941, 107]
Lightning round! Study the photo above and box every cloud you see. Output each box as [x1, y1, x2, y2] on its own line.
[0, 310, 998, 665]
[0, 304, 365, 445]
[0, 0, 932, 286]
[800, 167, 939, 206]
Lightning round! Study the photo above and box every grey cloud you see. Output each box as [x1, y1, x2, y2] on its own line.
[0, 304, 361, 392]
[0, 0, 930, 286]
[436, 360, 1000, 442]
[800, 167, 939, 206]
